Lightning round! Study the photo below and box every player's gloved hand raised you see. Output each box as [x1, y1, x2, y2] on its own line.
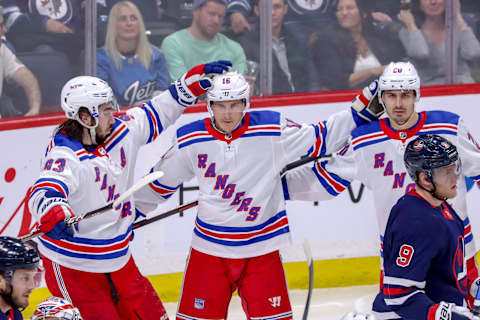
[351, 80, 385, 124]
[430, 301, 480, 320]
[169, 60, 232, 108]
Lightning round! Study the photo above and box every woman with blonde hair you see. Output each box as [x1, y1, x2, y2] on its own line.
[97, 1, 169, 106]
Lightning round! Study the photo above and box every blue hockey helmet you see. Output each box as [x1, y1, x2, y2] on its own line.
[404, 134, 459, 182]
[0, 236, 40, 282]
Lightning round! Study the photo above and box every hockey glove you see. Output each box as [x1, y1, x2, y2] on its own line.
[39, 192, 75, 240]
[469, 277, 480, 314]
[169, 60, 232, 108]
[429, 301, 480, 320]
[351, 80, 384, 124]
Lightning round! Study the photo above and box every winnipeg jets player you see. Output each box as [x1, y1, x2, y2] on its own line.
[27, 60, 232, 320]
[378, 134, 480, 320]
[135, 71, 382, 320]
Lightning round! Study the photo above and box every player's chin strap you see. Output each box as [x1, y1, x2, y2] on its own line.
[74, 113, 99, 145]
[417, 174, 448, 201]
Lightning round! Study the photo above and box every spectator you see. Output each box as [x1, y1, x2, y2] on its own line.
[161, 0, 246, 81]
[97, 1, 169, 107]
[2, 0, 108, 64]
[0, 9, 41, 117]
[237, 0, 313, 94]
[397, 0, 480, 85]
[227, 0, 338, 36]
[309, 0, 406, 91]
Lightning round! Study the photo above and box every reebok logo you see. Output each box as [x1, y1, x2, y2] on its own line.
[268, 296, 281, 307]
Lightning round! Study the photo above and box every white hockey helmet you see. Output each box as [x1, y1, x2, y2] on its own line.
[61, 76, 118, 122]
[31, 296, 83, 320]
[207, 71, 250, 118]
[378, 61, 420, 106]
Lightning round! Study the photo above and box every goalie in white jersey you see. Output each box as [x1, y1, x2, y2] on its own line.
[135, 71, 383, 320]
[287, 61, 480, 318]
[26, 61, 233, 320]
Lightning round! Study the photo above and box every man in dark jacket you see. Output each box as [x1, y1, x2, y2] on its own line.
[237, 0, 313, 94]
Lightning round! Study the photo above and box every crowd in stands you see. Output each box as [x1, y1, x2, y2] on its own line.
[0, 0, 479, 117]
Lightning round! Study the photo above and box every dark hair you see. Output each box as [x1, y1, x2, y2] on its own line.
[409, 0, 442, 28]
[329, 0, 376, 60]
[55, 108, 90, 142]
[198, 0, 227, 9]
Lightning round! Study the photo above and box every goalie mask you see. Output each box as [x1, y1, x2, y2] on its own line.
[61, 76, 119, 144]
[378, 61, 420, 107]
[32, 296, 83, 320]
[206, 71, 250, 119]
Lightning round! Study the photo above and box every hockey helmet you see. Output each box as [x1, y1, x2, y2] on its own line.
[32, 296, 83, 320]
[0, 236, 40, 281]
[207, 71, 250, 118]
[61, 76, 118, 123]
[378, 61, 420, 106]
[404, 134, 459, 182]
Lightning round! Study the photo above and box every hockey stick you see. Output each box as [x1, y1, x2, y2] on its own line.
[280, 154, 332, 178]
[302, 239, 314, 320]
[133, 200, 199, 230]
[20, 171, 164, 242]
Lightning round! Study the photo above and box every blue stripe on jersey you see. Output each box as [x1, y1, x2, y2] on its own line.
[105, 128, 130, 152]
[424, 110, 459, 125]
[150, 180, 181, 191]
[52, 133, 84, 151]
[141, 105, 155, 143]
[248, 110, 281, 126]
[281, 176, 290, 201]
[418, 129, 456, 136]
[312, 161, 350, 196]
[63, 226, 132, 245]
[194, 226, 290, 246]
[38, 238, 129, 260]
[353, 136, 391, 151]
[242, 132, 281, 138]
[31, 178, 70, 197]
[145, 101, 164, 135]
[464, 217, 470, 226]
[196, 210, 287, 232]
[351, 121, 382, 140]
[177, 119, 207, 138]
[179, 137, 216, 149]
[466, 234, 473, 244]
[470, 174, 480, 181]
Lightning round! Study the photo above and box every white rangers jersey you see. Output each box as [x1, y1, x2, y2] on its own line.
[294, 110, 480, 263]
[28, 92, 185, 273]
[136, 108, 359, 259]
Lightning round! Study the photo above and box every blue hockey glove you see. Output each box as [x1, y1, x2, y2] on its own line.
[169, 60, 232, 108]
[45, 221, 74, 240]
[351, 80, 384, 124]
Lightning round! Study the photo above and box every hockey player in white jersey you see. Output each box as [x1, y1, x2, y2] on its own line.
[287, 61, 480, 318]
[134, 71, 383, 320]
[26, 60, 232, 320]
